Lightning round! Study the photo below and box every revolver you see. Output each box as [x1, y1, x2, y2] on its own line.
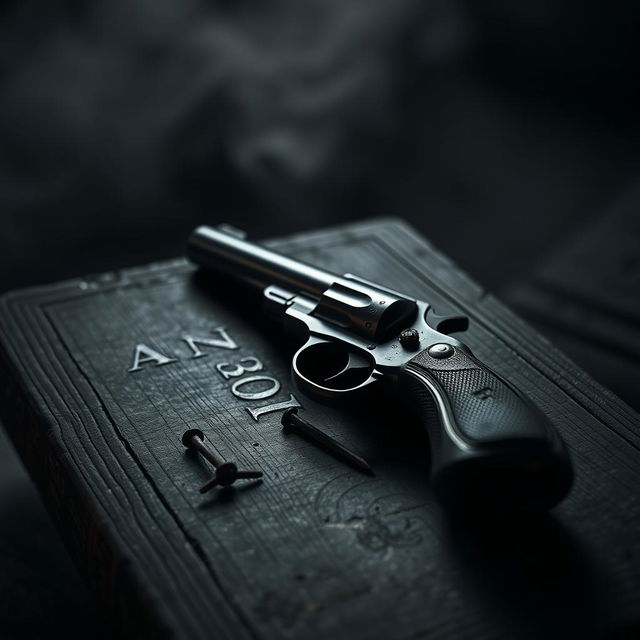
[187, 225, 572, 510]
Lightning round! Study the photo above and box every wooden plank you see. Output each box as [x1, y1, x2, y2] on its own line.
[507, 186, 640, 411]
[0, 218, 639, 639]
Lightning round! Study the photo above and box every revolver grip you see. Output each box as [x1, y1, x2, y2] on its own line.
[401, 346, 572, 510]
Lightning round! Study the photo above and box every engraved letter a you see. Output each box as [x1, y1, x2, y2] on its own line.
[128, 344, 177, 372]
[182, 327, 239, 358]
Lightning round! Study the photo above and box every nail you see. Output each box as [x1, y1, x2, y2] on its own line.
[281, 409, 374, 476]
[182, 429, 263, 492]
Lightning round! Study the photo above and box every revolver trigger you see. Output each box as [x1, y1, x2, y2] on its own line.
[425, 309, 469, 334]
[324, 351, 371, 384]
[293, 340, 378, 398]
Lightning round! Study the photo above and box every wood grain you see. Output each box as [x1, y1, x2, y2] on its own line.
[507, 185, 640, 411]
[0, 219, 639, 639]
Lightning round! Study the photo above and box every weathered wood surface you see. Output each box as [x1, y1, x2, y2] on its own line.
[507, 185, 640, 411]
[0, 219, 639, 639]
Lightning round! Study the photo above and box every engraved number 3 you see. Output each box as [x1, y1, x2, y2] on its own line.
[216, 356, 264, 380]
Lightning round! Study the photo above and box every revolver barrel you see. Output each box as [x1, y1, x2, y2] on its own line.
[188, 226, 335, 296]
[187, 225, 417, 341]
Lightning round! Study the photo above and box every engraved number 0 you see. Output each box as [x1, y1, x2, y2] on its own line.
[216, 354, 286, 405]
[216, 356, 263, 380]
[231, 376, 281, 401]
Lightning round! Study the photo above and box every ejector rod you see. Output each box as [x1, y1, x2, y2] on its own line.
[187, 226, 335, 296]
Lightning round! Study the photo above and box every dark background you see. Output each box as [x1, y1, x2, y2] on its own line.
[1, 1, 639, 637]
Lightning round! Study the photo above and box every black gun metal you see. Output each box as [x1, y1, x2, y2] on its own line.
[187, 225, 573, 510]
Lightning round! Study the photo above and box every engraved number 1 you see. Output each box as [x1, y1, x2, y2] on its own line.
[247, 395, 302, 421]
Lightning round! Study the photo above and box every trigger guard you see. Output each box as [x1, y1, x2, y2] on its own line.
[292, 339, 379, 402]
